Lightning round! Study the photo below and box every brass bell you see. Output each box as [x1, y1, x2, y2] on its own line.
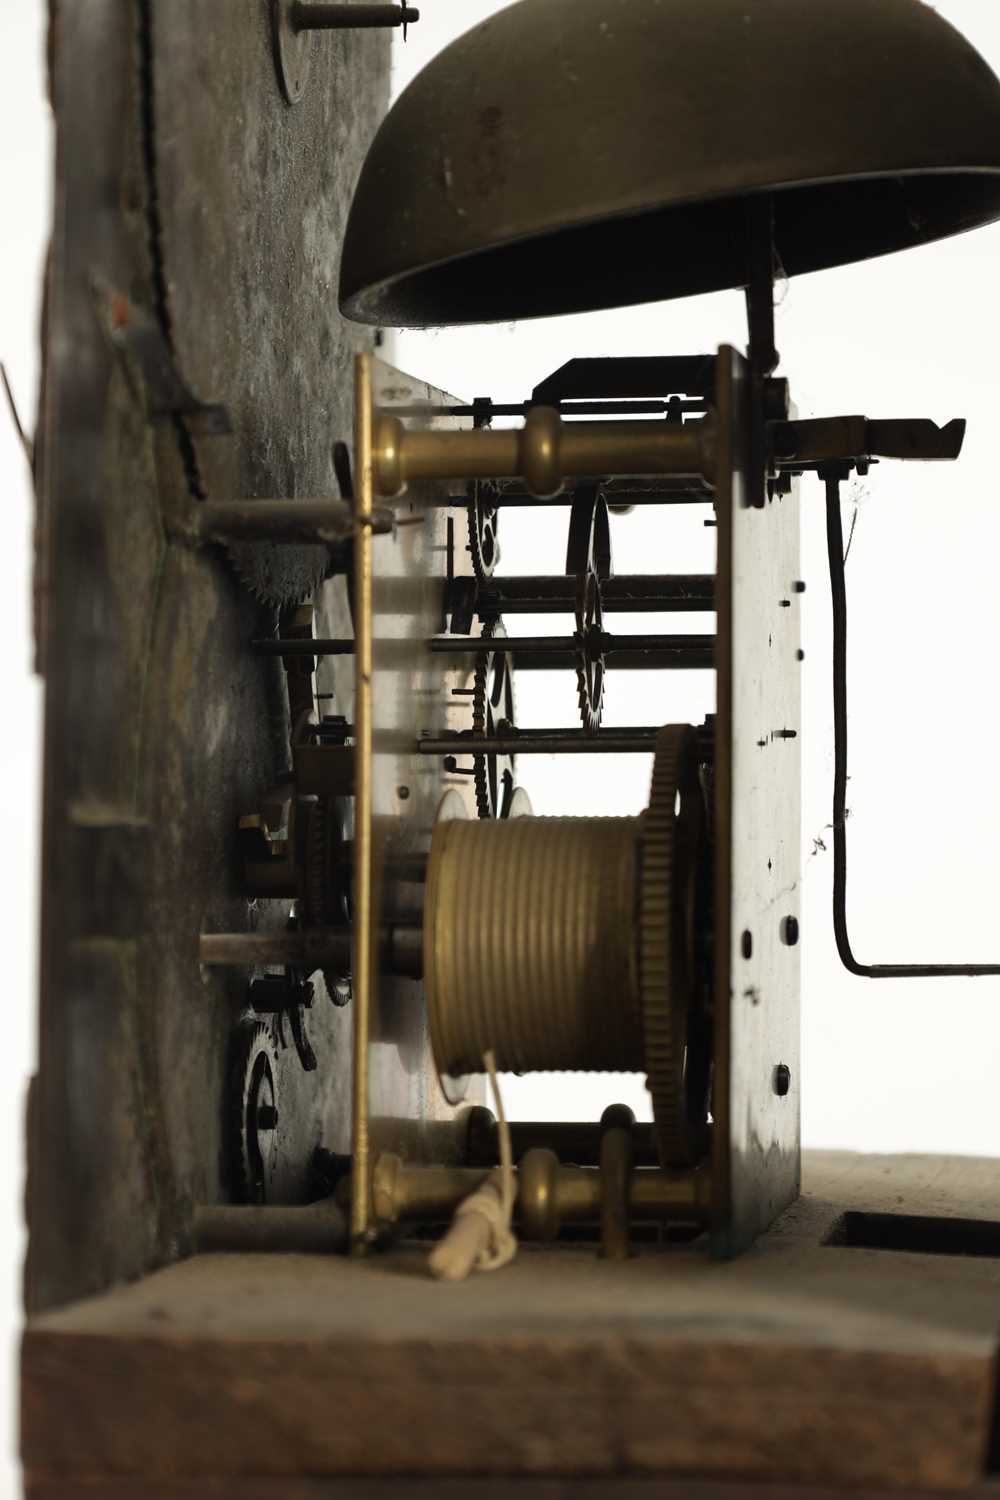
[340, 0, 1000, 327]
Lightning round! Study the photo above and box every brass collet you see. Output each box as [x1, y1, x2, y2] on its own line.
[373, 406, 717, 500]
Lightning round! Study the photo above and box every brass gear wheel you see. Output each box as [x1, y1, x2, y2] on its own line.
[230, 1021, 280, 1204]
[302, 798, 352, 1001]
[471, 618, 516, 819]
[565, 483, 612, 581]
[467, 479, 501, 580]
[567, 487, 610, 735]
[574, 563, 605, 735]
[640, 724, 710, 1169]
[225, 539, 329, 608]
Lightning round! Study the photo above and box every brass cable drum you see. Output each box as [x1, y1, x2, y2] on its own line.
[424, 726, 710, 1166]
[425, 815, 642, 1075]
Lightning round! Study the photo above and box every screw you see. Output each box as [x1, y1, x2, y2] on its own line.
[773, 1064, 792, 1098]
[781, 915, 800, 947]
[793, 580, 806, 593]
[397, 785, 410, 801]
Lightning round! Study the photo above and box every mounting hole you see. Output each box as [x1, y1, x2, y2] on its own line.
[773, 1063, 792, 1098]
[741, 929, 753, 961]
[781, 915, 800, 947]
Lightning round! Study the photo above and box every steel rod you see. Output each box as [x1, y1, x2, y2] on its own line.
[254, 635, 716, 670]
[471, 574, 716, 614]
[430, 633, 715, 656]
[200, 930, 351, 968]
[516, 649, 713, 671]
[423, 725, 715, 756]
[195, 499, 392, 544]
[423, 730, 658, 755]
[253, 638, 356, 656]
[199, 926, 423, 978]
[444, 488, 712, 508]
[432, 634, 715, 671]
[435, 399, 709, 419]
[290, 2, 419, 29]
[825, 474, 1000, 978]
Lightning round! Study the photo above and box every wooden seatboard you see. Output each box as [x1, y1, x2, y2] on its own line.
[21, 1484, 1000, 1500]
[22, 1152, 1000, 1492]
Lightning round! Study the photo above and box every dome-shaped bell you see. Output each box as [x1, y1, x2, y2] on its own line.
[339, 0, 1000, 327]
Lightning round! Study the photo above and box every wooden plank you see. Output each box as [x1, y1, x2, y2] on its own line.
[22, 1153, 1000, 1491]
[23, 1483, 1000, 1500]
[31, 0, 391, 1311]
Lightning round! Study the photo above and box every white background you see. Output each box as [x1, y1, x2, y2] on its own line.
[2, 0, 1000, 1491]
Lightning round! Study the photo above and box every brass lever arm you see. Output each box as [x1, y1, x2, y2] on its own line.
[771, 415, 966, 470]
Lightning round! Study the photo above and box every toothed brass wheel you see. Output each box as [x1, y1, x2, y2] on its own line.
[468, 479, 501, 580]
[567, 486, 610, 734]
[224, 536, 329, 608]
[640, 724, 710, 1169]
[230, 1022, 280, 1204]
[301, 797, 352, 999]
[471, 618, 516, 819]
[574, 563, 605, 735]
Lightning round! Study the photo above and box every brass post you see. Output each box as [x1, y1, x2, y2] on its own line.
[351, 354, 375, 1250]
[599, 1104, 635, 1261]
[368, 1152, 709, 1235]
[372, 408, 716, 500]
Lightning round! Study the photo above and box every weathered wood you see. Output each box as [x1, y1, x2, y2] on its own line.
[31, 0, 390, 1313]
[22, 1484, 1000, 1500]
[21, 1153, 1000, 1491]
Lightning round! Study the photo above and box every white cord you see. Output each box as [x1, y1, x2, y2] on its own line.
[427, 1049, 517, 1282]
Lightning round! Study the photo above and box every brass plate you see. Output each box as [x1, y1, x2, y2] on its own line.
[352, 355, 485, 1241]
[712, 345, 802, 1255]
